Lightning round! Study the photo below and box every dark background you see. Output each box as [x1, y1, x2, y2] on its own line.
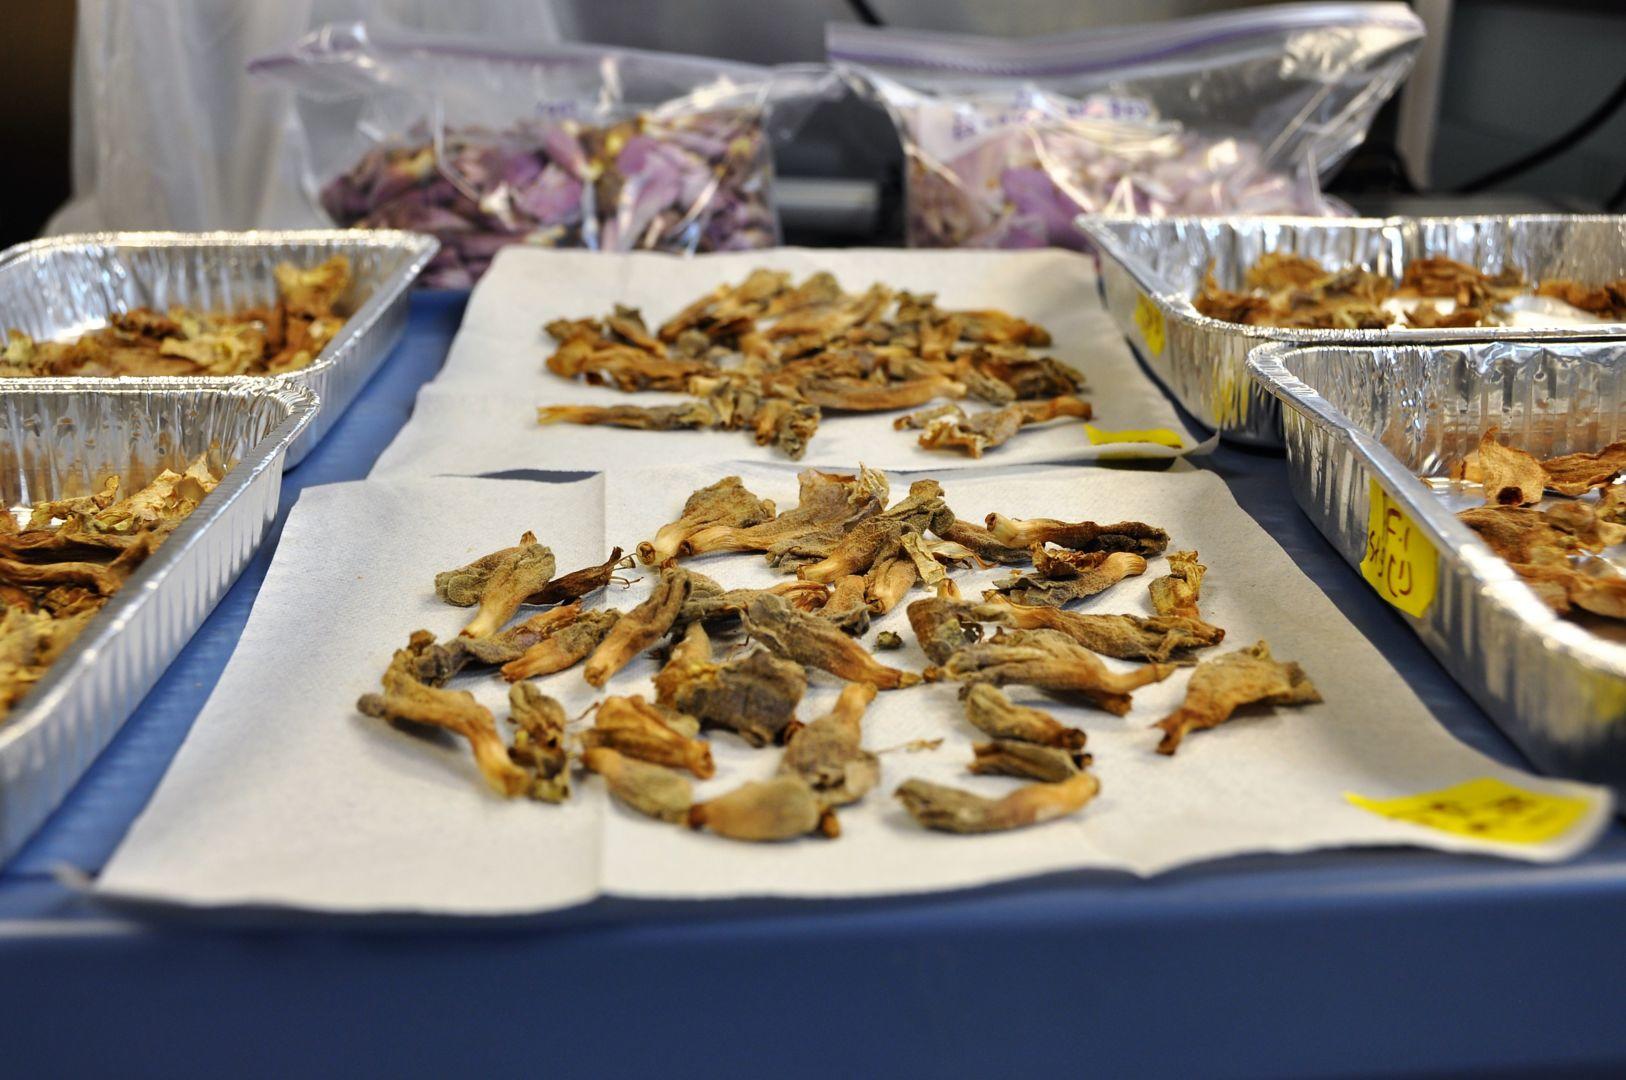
[1, 1, 1623, 248]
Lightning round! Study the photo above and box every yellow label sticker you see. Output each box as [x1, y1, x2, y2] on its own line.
[1085, 424, 1184, 449]
[1132, 293, 1167, 356]
[1359, 477, 1437, 617]
[1346, 778, 1591, 844]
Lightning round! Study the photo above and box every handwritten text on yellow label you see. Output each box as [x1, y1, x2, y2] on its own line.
[1346, 778, 1591, 844]
[1085, 425, 1184, 449]
[1132, 293, 1167, 356]
[1360, 478, 1437, 617]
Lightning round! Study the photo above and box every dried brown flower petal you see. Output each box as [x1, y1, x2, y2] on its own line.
[500, 608, 620, 681]
[894, 772, 1099, 834]
[1149, 550, 1205, 619]
[581, 694, 714, 778]
[357, 636, 528, 797]
[1540, 501, 1626, 552]
[961, 683, 1086, 751]
[818, 574, 872, 636]
[506, 683, 570, 803]
[530, 548, 633, 605]
[654, 622, 807, 747]
[583, 746, 692, 824]
[969, 739, 1087, 782]
[991, 551, 1148, 607]
[583, 568, 692, 687]
[917, 396, 1092, 458]
[779, 682, 880, 807]
[742, 592, 921, 689]
[906, 590, 986, 665]
[677, 578, 831, 627]
[1536, 278, 1626, 320]
[1512, 562, 1626, 619]
[798, 518, 907, 584]
[893, 402, 965, 431]
[0, 258, 348, 378]
[685, 468, 889, 558]
[1244, 252, 1327, 291]
[1538, 443, 1626, 497]
[637, 477, 777, 565]
[538, 401, 719, 431]
[977, 594, 1225, 663]
[410, 602, 582, 683]
[1450, 430, 1545, 507]
[433, 531, 557, 639]
[1457, 506, 1575, 565]
[689, 775, 839, 841]
[1153, 641, 1322, 755]
[933, 518, 1029, 566]
[985, 514, 1169, 556]
[934, 627, 1175, 715]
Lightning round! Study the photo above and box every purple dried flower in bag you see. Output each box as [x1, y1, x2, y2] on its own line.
[830, 8, 1422, 249]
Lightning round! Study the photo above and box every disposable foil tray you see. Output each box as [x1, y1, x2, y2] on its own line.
[1249, 338, 1626, 798]
[0, 380, 316, 863]
[1084, 214, 1626, 447]
[0, 230, 436, 466]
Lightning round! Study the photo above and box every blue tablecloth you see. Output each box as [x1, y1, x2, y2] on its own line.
[4, 293, 1623, 1078]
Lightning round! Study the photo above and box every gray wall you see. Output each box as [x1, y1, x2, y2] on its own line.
[1429, 1, 1626, 202]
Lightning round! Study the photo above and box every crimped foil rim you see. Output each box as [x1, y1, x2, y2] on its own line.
[1248, 341, 1626, 680]
[0, 229, 439, 389]
[0, 379, 318, 758]
[1080, 213, 1626, 345]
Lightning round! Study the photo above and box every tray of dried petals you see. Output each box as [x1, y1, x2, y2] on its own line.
[1084, 214, 1626, 447]
[1250, 338, 1626, 799]
[369, 247, 1199, 477]
[0, 379, 316, 862]
[0, 230, 436, 466]
[94, 462, 1610, 917]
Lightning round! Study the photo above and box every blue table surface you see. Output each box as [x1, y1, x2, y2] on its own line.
[4, 293, 1624, 1078]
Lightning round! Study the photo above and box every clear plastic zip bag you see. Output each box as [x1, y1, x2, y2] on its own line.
[829, 3, 1425, 250]
[253, 23, 834, 286]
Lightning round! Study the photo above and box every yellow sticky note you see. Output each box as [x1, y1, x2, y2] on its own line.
[1359, 477, 1437, 618]
[1132, 292, 1167, 356]
[1085, 424, 1184, 449]
[1346, 778, 1591, 844]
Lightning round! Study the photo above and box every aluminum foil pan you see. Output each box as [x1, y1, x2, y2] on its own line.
[1249, 339, 1626, 799]
[0, 380, 316, 863]
[1083, 214, 1626, 448]
[0, 230, 437, 467]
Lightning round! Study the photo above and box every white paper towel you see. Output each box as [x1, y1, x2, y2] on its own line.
[97, 464, 1612, 916]
[370, 247, 1199, 478]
